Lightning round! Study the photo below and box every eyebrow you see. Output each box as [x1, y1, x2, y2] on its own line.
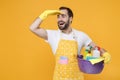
[57, 14, 66, 17]
[61, 14, 66, 16]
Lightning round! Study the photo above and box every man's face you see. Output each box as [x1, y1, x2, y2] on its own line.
[57, 9, 72, 30]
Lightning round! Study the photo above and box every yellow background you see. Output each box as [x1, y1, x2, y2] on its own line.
[0, 0, 120, 80]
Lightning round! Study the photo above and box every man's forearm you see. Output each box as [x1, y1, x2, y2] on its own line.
[29, 17, 42, 31]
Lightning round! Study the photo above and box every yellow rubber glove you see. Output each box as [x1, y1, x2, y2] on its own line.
[39, 10, 63, 20]
[102, 52, 111, 64]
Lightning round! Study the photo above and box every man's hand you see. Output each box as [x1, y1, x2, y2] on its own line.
[39, 10, 63, 20]
[102, 52, 111, 64]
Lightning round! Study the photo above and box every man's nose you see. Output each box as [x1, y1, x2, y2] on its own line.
[58, 16, 63, 21]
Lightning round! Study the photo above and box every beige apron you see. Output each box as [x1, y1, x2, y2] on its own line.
[53, 32, 84, 80]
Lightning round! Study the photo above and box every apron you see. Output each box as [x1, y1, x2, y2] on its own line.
[53, 31, 84, 80]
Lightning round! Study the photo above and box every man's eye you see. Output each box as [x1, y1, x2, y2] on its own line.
[61, 14, 66, 18]
[57, 15, 60, 18]
[57, 14, 66, 18]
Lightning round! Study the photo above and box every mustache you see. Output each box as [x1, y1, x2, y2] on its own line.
[58, 21, 65, 24]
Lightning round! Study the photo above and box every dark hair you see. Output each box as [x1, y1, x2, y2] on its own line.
[59, 6, 73, 18]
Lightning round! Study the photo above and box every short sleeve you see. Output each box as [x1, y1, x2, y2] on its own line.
[45, 30, 53, 43]
[82, 32, 92, 47]
[45, 30, 59, 54]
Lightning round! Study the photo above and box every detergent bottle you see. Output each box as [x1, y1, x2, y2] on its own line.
[92, 46, 100, 58]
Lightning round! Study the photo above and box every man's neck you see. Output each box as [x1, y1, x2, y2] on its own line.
[61, 26, 72, 34]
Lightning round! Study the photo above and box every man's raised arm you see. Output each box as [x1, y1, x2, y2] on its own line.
[29, 10, 63, 40]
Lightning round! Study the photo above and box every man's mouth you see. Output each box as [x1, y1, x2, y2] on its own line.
[58, 21, 65, 26]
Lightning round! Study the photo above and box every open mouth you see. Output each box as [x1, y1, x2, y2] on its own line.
[58, 21, 65, 26]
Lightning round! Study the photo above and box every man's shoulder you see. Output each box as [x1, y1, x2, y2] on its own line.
[73, 28, 86, 35]
[46, 29, 60, 36]
[73, 28, 91, 39]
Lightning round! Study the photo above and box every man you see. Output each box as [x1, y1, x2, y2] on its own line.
[30, 7, 110, 80]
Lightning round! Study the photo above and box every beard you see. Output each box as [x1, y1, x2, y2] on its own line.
[57, 19, 70, 30]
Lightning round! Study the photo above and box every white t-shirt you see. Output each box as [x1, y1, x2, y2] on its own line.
[46, 28, 92, 54]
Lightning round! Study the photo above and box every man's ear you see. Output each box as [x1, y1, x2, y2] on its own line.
[70, 17, 73, 23]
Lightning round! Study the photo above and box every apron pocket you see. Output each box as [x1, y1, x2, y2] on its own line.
[58, 56, 68, 64]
